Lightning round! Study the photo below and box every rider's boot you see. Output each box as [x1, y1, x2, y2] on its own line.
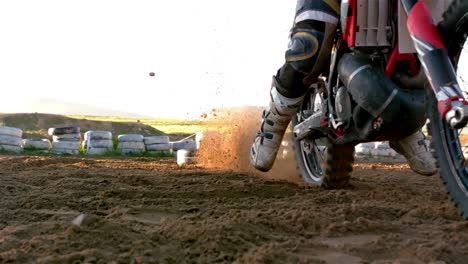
[389, 131, 437, 176]
[250, 76, 305, 172]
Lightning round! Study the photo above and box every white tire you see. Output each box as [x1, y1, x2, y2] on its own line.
[22, 139, 51, 150]
[117, 141, 145, 150]
[51, 148, 80, 155]
[84, 131, 112, 140]
[118, 134, 144, 142]
[0, 126, 23, 138]
[375, 142, 390, 150]
[53, 133, 81, 142]
[87, 139, 113, 149]
[86, 148, 110, 155]
[144, 136, 170, 145]
[52, 141, 81, 150]
[172, 140, 197, 151]
[119, 148, 144, 155]
[146, 143, 171, 151]
[48, 126, 80, 136]
[355, 143, 375, 155]
[0, 135, 22, 146]
[195, 132, 204, 149]
[0, 144, 22, 153]
[177, 149, 196, 165]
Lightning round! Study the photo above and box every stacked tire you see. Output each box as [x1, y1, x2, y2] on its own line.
[84, 131, 113, 155]
[0, 126, 23, 153]
[172, 138, 197, 166]
[144, 136, 171, 155]
[117, 134, 145, 155]
[371, 142, 398, 158]
[21, 139, 51, 152]
[49, 127, 81, 155]
[177, 149, 197, 166]
[355, 142, 402, 159]
[355, 142, 375, 157]
[172, 139, 197, 152]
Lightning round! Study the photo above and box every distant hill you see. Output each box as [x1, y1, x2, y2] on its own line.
[0, 113, 165, 138]
[5, 98, 148, 118]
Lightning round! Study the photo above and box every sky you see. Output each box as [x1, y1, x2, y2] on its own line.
[0, 0, 295, 118]
[0, 1, 466, 119]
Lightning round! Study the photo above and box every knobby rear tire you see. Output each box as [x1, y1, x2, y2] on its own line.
[292, 88, 355, 189]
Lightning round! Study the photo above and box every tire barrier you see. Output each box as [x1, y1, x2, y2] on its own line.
[117, 134, 144, 155]
[52, 141, 81, 150]
[52, 133, 81, 142]
[22, 139, 51, 150]
[0, 126, 23, 138]
[144, 136, 171, 153]
[118, 141, 145, 149]
[172, 140, 197, 151]
[144, 136, 170, 145]
[146, 143, 171, 151]
[0, 126, 23, 153]
[0, 145, 23, 153]
[195, 132, 204, 150]
[84, 131, 112, 141]
[86, 139, 113, 149]
[118, 134, 144, 142]
[355, 142, 402, 159]
[118, 148, 145, 155]
[0, 135, 22, 146]
[49, 126, 81, 155]
[371, 142, 398, 158]
[48, 126, 80, 136]
[86, 148, 111, 155]
[51, 148, 80, 155]
[355, 142, 375, 156]
[177, 149, 196, 166]
[83, 131, 114, 155]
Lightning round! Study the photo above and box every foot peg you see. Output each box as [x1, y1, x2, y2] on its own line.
[293, 111, 327, 141]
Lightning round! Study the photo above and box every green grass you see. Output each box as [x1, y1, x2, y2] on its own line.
[15, 148, 176, 158]
[67, 115, 205, 135]
[0, 113, 167, 138]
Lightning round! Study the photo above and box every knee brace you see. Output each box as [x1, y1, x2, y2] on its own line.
[285, 26, 325, 74]
[287, 0, 340, 75]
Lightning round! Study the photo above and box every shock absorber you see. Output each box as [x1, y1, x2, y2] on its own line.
[401, 0, 468, 129]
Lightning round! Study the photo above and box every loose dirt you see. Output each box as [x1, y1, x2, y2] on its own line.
[1, 155, 467, 263]
[1, 108, 468, 263]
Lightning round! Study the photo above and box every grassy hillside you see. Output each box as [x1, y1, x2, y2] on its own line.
[67, 115, 204, 135]
[0, 113, 166, 139]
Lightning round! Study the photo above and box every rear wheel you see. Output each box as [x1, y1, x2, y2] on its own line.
[427, 0, 468, 219]
[292, 85, 354, 189]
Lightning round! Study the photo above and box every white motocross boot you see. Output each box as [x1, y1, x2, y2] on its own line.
[250, 79, 304, 172]
[389, 130, 437, 176]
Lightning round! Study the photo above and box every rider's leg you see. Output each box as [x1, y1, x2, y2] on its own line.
[251, 0, 340, 172]
[390, 131, 437, 176]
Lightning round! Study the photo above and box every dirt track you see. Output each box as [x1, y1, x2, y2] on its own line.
[1, 154, 467, 263]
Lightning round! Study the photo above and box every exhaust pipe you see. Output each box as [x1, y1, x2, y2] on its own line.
[339, 53, 402, 118]
[337, 53, 427, 141]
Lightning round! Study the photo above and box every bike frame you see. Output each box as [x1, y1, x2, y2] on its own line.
[341, 0, 468, 128]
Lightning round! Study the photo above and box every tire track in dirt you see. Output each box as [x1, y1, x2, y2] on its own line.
[0, 153, 467, 263]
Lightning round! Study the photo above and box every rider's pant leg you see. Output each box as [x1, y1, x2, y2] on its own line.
[277, 0, 341, 98]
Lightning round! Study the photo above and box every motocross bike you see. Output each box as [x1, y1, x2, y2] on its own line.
[291, 0, 468, 219]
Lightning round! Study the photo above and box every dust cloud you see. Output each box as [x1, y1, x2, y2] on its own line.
[196, 107, 301, 184]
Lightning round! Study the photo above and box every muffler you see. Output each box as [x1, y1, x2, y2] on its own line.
[337, 53, 427, 142]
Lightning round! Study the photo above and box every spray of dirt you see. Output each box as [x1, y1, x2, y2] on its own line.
[196, 107, 301, 184]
